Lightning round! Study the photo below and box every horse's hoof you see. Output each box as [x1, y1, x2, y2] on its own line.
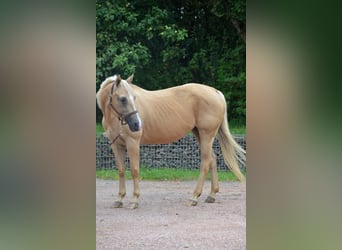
[205, 196, 215, 203]
[129, 202, 139, 209]
[111, 201, 123, 208]
[187, 199, 198, 206]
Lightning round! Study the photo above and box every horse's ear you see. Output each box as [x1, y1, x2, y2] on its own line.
[115, 75, 121, 85]
[127, 74, 134, 83]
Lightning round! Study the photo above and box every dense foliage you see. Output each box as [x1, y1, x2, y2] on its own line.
[96, 0, 245, 123]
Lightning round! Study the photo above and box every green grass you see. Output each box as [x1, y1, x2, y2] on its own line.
[96, 167, 246, 181]
[96, 124, 104, 135]
[230, 125, 245, 135]
[229, 119, 246, 135]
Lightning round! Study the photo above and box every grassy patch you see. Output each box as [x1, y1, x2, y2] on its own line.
[96, 124, 104, 135]
[230, 126, 246, 135]
[96, 167, 246, 181]
[229, 119, 246, 135]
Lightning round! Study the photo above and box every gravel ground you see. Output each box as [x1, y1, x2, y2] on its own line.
[96, 179, 246, 250]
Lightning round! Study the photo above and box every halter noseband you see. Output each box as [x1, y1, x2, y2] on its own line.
[109, 82, 138, 125]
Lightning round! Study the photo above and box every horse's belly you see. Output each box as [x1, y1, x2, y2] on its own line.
[140, 127, 191, 145]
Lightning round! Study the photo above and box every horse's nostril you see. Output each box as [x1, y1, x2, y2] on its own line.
[128, 120, 141, 132]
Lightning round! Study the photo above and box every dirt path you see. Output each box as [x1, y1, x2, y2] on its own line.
[96, 179, 246, 250]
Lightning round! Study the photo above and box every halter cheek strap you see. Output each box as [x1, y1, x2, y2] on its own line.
[109, 82, 138, 125]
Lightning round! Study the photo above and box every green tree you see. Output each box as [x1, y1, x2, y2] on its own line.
[96, 0, 245, 123]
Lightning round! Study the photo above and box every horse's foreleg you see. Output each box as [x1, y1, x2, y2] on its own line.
[205, 151, 219, 203]
[126, 141, 140, 209]
[111, 144, 126, 208]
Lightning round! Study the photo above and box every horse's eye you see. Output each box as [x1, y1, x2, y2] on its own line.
[119, 96, 128, 105]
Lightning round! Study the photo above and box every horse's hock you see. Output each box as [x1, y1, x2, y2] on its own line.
[96, 134, 246, 171]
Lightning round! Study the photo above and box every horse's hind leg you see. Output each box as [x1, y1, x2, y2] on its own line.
[191, 128, 219, 204]
[189, 131, 215, 206]
[205, 151, 219, 203]
[111, 144, 126, 208]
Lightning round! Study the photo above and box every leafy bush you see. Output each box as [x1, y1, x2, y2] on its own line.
[96, 0, 245, 124]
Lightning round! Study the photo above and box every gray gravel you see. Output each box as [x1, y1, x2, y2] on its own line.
[96, 179, 246, 250]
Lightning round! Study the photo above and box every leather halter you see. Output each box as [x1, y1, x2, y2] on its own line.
[109, 133, 121, 145]
[109, 82, 138, 125]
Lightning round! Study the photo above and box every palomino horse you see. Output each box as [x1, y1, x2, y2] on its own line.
[96, 74, 246, 209]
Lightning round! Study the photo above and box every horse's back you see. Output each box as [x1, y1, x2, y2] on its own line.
[133, 83, 225, 108]
[133, 83, 226, 144]
[178, 83, 226, 105]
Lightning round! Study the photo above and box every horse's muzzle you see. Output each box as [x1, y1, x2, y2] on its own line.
[126, 113, 142, 132]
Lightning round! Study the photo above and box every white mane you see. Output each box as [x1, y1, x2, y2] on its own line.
[99, 75, 117, 90]
[96, 75, 117, 111]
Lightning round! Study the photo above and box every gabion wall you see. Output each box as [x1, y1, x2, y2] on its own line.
[96, 134, 246, 171]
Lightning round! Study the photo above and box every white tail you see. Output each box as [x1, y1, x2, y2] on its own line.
[217, 112, 246, 181]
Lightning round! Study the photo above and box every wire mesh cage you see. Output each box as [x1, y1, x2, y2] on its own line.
[96, 134, 246, 171]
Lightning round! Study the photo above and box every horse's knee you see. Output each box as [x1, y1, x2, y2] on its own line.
[131, 168, 139, 179]
[118, 171, 125, 178]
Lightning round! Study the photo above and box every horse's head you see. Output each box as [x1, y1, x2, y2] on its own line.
[108, 74, 142, 132]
